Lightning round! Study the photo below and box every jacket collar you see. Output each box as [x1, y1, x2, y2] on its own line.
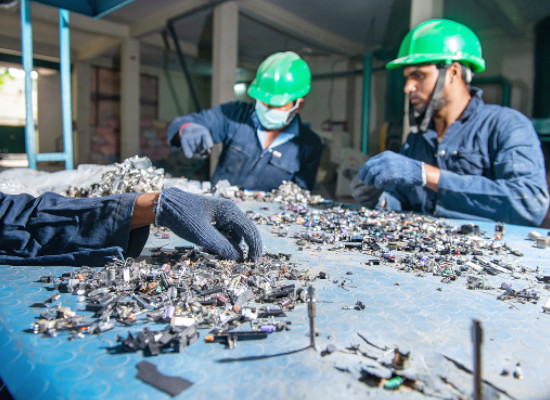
[459, 86, 484, 122]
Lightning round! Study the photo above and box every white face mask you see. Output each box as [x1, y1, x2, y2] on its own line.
[255, 99, 301, 130]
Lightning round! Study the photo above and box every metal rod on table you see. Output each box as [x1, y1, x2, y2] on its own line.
[307, 285, 316, 349]
[472, 319, 483, 400]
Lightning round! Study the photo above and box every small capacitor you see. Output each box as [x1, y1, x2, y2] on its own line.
[384, 376, 404, 390]
[500, 281, 512, 290]
[494, 223, 505, 240]
[164, 305, 175, 320]
[167, 286, 178, 301]
[107, 267, 116, 282]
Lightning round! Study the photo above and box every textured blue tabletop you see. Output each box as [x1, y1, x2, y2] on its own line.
[1, 200, 550, 400]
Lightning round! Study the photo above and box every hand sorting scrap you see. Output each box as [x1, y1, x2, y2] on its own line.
[0, 188, 263, 266]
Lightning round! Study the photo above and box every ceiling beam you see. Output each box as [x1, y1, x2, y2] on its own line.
[478, 0, 526, 37]
[0, 35, 63, 62]
[29, 3, 129, 38]
[76, 37, 121, 60]
[129, 0, 210, 38]
[141, 33, 198, 58]
[239, 0, 367, 56]
[75, 33, 200, 62]
[0, 4, 200, 63]
[0, 12, 65, 48]
[0, 5, 127, 61]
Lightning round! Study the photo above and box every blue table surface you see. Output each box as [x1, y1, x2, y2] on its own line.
[1, 200, 550, 400]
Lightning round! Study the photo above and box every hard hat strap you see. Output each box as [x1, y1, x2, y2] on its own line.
[410, 63, 449, 134]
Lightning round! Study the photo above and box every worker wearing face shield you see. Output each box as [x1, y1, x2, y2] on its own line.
[167, 51, 322, 192]
[352, 19, 549, 226]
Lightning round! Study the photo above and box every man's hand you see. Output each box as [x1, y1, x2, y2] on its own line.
[357, 151, 424, 188]
[179, 123, 214, 158]
[155, 188, 263, 261]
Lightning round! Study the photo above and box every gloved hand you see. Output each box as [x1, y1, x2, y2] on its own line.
[179, 123, 214, 158]
[156, 188, 263, 261]
[357, 151, 424, 188]
[350, 176, 384, 208]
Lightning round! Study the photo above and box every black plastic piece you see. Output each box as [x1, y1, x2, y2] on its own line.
[136, 360, 192, 396]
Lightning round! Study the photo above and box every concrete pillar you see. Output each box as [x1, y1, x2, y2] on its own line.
[37, 72, 62, 153]
[346, 58, 360, 151]
[410, 0, 443, 28]
[210, 1, 238, 176]
[120, 38, 140, 161]
[74, 60, 91, 165]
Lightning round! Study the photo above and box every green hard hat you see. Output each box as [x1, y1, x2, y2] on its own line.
[248, 51, 311, 107]
[387, 19, 485, 73]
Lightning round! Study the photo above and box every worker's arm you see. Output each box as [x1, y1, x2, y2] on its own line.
[435, 112, 549, 226]
[0, 189, 263, 266]
[166, 102, 251, 151]
[424, 163, 441, 192]
[130, 192, 159, 230]
[0, 191, 144, 266]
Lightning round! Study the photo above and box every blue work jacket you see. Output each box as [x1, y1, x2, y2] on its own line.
[167, 101, 322, 191]
[0, 192, 149, 266]
[385, 88, 549, 226]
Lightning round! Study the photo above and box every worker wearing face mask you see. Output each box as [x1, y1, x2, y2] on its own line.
[167, 51, 322, 192]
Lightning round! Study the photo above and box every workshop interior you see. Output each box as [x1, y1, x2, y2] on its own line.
[1, 0, 550, 399]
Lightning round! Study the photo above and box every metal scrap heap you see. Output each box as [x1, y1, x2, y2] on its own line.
[33, 248, 308, 353]
[65, 156, 165, 198]
[253, 204, 546, 305]
[260, 181, 325, 205]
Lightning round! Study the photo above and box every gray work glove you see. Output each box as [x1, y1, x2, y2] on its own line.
[156, 188, 263, 261]
[350, 176, 384, 208]
[179, 123, 214, 158]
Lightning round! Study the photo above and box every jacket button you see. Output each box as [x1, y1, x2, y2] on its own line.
[438, 150, 446, 156]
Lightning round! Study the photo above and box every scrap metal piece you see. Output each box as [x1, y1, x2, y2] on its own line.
[136, 360, 192, 397]
[392, 347, 411, 370]
[307, 285, 316, 349]
[205, 331, 268, 349]
[65, 156, 165, 198]
[536, 238, 549, 249]
[472, 319, 483, 400]
[528, 231, 542, 241]
[494, 223, 505, 240]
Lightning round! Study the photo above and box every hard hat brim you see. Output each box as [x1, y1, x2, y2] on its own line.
[386, 53, 485, 73]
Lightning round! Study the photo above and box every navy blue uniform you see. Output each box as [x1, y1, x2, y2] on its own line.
[385, 88, 549, 226]
[167, 102, 322, 191]
[0, 192, 148, 266]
